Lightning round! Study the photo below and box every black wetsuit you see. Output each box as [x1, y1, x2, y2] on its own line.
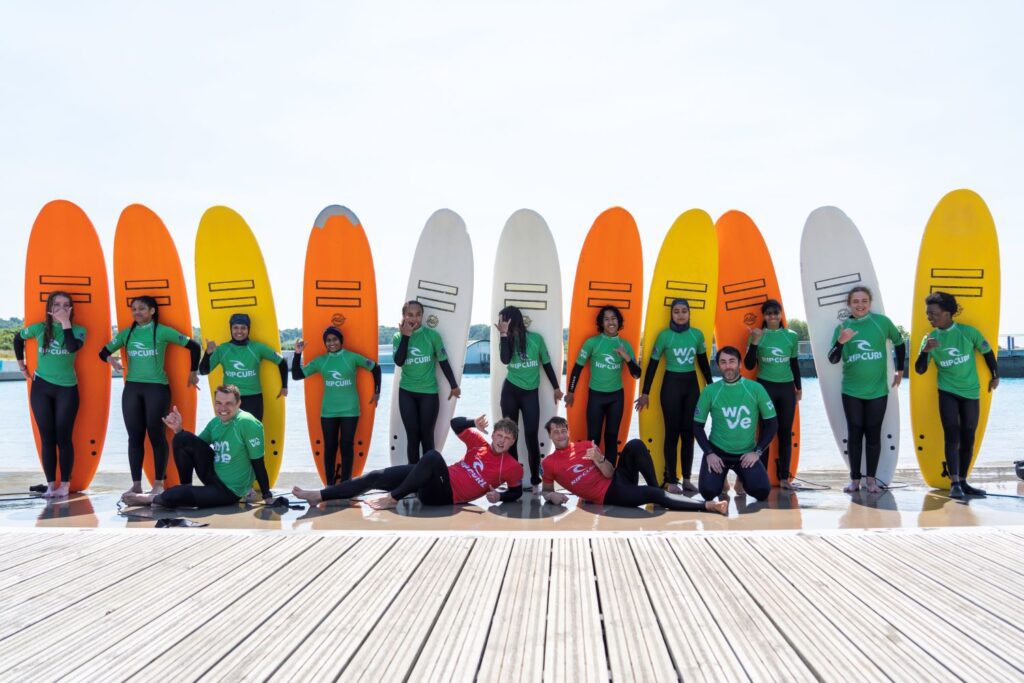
[743, 346, 801, 481]
[199, 340, 289, 422]
[694, 416, 778, 502]
[602, 440, 709, 511]
[393, 335, 458, 464]
[155, 431, 271, 508]
[499, 336, 561, 486]
[568, 358, 641, 464]
[641, 352, 713, 484]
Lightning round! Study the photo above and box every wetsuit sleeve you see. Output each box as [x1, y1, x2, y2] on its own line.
[567, 363, 585, 393]
[290, 351, 304, 381]
[450, 416, 475, 434]
[697, 353, 713, 385]
[199, 350, 212, 375]
[744, 344, 759, 371]
[439, 359, 458, 390]
[99, 347, 112, 362]
[983, 350, 998, 378]
[641, 355, 660, 395]
[693, 421, 713, 455]
[451, 417, 489, 450]
[185, 339, 201, 371]
[13, 333, 25, 361]
[542, 362, 560, 390]
[103, 328, 126, 357]
[827, 341, 844, 364]
[914, 348, 930, 375]
[499, 336, 512, 365]
[393, 334, 410, 366]
[893, 342, 906, 373]
[59, 327, 84, 353]
[251, 458, 271, 499]
[371, 364, 382, 395]
[278, 358, 289, 388]
[789, 358, 802, 391]
[499, 484, 523, 503]
[626, 358, 641, 379]
[754, 417, 779, 454]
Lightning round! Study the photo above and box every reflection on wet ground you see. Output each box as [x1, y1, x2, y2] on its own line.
[2, 474, 1023, 533]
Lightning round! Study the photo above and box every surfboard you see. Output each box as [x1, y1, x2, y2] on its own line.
[639, 209, 718, 485]
[715, 210, 800, 485]
[23, 200, 111, 491]
[566, 207, 643, 450]
[800, 207, 899, 484]
[113, 204, 195, 487]
[389, 209, 473, 465]
[302, 206, 379, 482]
[195, 206, 285, 486]
[910, 189, 1000, 488]
[489, 209, 563, 483]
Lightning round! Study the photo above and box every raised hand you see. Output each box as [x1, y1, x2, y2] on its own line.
[494, 319, 510, 336]
[748, 326, 763, 343]
[294, 339, 305, 354]
[474, 414, 489, 432]
[399, 319, 415, 336]
[837, 328, 857, 344]
[162, 405, 184, 433]
[206, 339, 217, 354]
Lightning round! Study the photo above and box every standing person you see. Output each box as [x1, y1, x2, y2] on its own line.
[393, 300, 460, 464]
[100, 295, 201, 498]
[635, 298, 713, 493]
[539, 417, 727, 514]
[121, 385, 272, 508]
[291, 327, 381, 485]
[496, 305, 563, 493]
[827, 286, 906, 494]
[694, 347, 778, 505]
[292, 415, 523, 508]
[199, 312, 288, 422]
[743, 299, 801, 489]
[13, 291, 86, 498]
[914, 291, 999, 498]
[565, 305, 641, 463]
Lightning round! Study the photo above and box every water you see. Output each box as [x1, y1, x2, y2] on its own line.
[1, 375, 1021, 474]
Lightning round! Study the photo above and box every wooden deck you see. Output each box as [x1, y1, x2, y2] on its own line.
[0, 527, 1022, 682]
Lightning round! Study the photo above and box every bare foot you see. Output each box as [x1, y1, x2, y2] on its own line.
[245, 489, 260, 504]
[147, 482, 165, 496]
[665, 482, 684, 495]
[122, 492, 155, 506]
[365, 494, 398, 510]
[682, 480, 698, 493]
[733, 479, 745, 496]
[53, 483, 71, 498]
[42, 483, 59, 498]
[122, 482, 143, 499]
[292, 486, 323, 504]
[780, 479, 796, 490]
[865, 478, 882, 494]
[706, 499, 729, 516]
[843, 480, 861, 493]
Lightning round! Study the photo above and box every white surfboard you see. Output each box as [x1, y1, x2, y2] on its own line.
[389, 209, 474, 465]
[489, 209, 563, 484]
[800, 206, 900, 484]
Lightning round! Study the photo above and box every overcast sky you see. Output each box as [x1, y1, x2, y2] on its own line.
[2, 1, 1020, 336]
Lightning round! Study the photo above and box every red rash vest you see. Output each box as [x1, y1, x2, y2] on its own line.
[541, 441, 612, 504]
[447, 428, 524, 504]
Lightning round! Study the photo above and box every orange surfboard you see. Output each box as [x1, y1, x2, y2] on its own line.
[715, 210, 800, 485]
[302, 206, 378, 483]
[23, 200, 111, 491]
[567, 207, 643, 450]
[113, 204, 196, 487]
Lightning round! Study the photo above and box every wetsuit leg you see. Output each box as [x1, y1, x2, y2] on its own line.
[320, 464, 414, 501]
[172, 430, 212, 485]
[156, 484, 239, 508]
[616, 439, 659, 486]
[587, 389, 624, 464]
[499, 380, 522, 462]
[659, 372, 685, 485]
[52, 383, 79, 482]
[321, 416, 341, 485]
[603, 470, 708, 511]
[698, 452, 730, 501]
[677, 375, 700, 481]
[338, 416, 359, 482]
[519, 387, 542, 486]
[29, 377, 59, 482]
[841, 393, 865, 479]
[240, 394, 264, 422]
[122, 382, 147, 482]
[143, 384, 172, 480]
[734, 455, 771, 501]
[389, 450, 453, 505]
[957, 396, 980, 480]
[398, 388, 439, 464]
[158, 432, 240, 508]
[759, 379, 796, 480]
[585, 388, 605, 446]
[937, 390, 962, 479]
[862, 395, 888, 478]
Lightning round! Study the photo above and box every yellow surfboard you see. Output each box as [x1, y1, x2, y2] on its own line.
[195, 206, 285, 485]
[910, 189, 1000, 488]
[639, 210, 718, 485]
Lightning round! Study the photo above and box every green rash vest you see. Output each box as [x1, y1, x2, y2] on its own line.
[751, 327, 799, 383]
[209, 341, 283, 396]
[20, 323, 86, 387]
[197, 410, 264, 497]
[920, 323, 992, 400]
[651, 327, 706, 374]
[303, 349, 375, 418]
[393, 326, 447, 394]
[105, 322, 191, 385]
[830, 313, 903, 400]
[576, 334, 637, 392]
[505, 331, 551, 390]
[694, 377, 777, 455]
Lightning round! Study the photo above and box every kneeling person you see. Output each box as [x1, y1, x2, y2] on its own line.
[292, 415, 524, 508]
[123, 385, 272, 508]
[540, 417, 727, 514]
[694, 347, 777, 503]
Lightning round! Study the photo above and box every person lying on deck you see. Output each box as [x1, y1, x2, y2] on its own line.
[122, 384, 272, 508]
[292, 415, 524, 509]
[539, 417, 728, 515]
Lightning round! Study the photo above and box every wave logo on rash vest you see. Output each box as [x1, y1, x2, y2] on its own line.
[847, 339, 883, 363]
[472, 459, 485, 473]
[325, 370, 353, 388]
[228, 359, 257, 379]
[568, 462, 596, 486]
[672, 347, 697, 364]
[939, 346, 972, 368]
[129, 341, 158, 358]
[595, 353, 621, 371]
[406, 346, 434, 366]
[721, 405, 753, 430]
[458, 455, 490, 490]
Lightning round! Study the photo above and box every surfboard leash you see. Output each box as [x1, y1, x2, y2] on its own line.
[790, 477, 830, 490]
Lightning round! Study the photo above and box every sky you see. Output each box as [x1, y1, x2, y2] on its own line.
[1, 1, 1021, 336]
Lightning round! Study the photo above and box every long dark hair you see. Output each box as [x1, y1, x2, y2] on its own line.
[595, 305, 624, 333]
[499, 305, 527, 358]
[126, 295, 160, 347]
[42, 291, 74, 354]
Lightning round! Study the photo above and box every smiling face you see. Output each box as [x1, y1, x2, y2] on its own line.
[718, 352, 741, 382]
[547, 421, 571, 450]
[230, 324, 249, 342]
[131, 299, 156, 324]
[601, 309, 620, 336]
[670, 303, 690, 327]
[763, 306, 782, 329]
[213, 390, 241, 422]
[925, 303, 952, 329]
[324, 334, 342, 353]
[491, 427, 515, 454]
[848, 290, 872, 318]
[403, 303, 424, 330]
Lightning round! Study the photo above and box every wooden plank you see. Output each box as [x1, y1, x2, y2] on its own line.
[0, 534, 125, 591]
[200, 536, 397, 681]
[592, 538, 676, 682]
[543, 537, 608, 683]
[273, 537, 437, 681]
[410, 537, 515, 683]
[628, 537, 747, 682]
[0, 531, 92, 573]
[915, 532, 1024, 580]
[477, 538, 551, 682]
[0, 534, 262, 678]
[67, 535, 322, 681]
[668, 537, 816, 682]
[738, 535, 956, 681]
[792, 534, 1021, 677]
